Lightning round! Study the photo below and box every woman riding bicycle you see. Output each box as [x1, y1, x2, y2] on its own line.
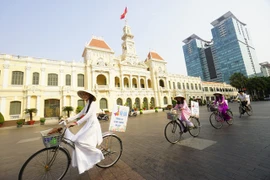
[62, 90, 104, 174]
[213, 92, 231, 121]
[173, 94, 194, 128]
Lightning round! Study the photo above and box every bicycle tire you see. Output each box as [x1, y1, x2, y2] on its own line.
[96, 134, 123, 168]
[246, 105, 253, 116]
[164, 121, 182, 144]
[188, 117, 200, 137]
[225, 110, 233, 125]
[18, 147, 71, 180]
[209, 112, 223, 129]
[239, 106, 243, 118]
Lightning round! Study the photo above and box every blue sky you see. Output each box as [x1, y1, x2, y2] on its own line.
[0, 0, 269, 75]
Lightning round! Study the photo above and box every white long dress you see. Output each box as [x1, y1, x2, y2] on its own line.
[64, 101, 104, 174]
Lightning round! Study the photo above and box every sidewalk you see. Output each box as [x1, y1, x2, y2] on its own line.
[0, 119, 59, 130]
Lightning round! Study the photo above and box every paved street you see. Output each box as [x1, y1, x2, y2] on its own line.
[1, 101, 270, 180]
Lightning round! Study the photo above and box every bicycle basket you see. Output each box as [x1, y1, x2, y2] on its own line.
[210, 106, 218, 112]
[40, 129, 61, 148]
[167, 112, 178, 121]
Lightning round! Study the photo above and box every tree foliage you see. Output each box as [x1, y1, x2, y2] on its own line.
[62, 106, 74, 117]
[24, 108, 38, 120]
[229, 72, 248, 90]
[229, 73, 270, 100]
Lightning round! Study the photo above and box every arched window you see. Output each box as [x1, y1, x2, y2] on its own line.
[100, 98, 108, 109]
[116, 98, 123, 105]
[77, 100, 85, 107]
[132, 78, 137, 88]
[177, 82, 181, 89]
[195, 84, 198, 90]
[124, 77, 129, 88]
[66, 74, 71, 86]
[182, 83, 185, 89]
[32, 72, 39, 85]
[140, 79, 145, 88]
[163, 97, 168, 104]
[10, 101, 21, 115]
[186, 83, 189, 90]
[115, 77, 120, 87]
[150, 97, 155, 108]
[173, 82, 176, 89]
[191, 83, 194, 90]
[48, 73, 58, 86]
[147, 79, 152, 88]
[12, 71, 24, 85]
[143, 97, 148, 110]
[135, 98, 140, 109]
[97, 74, 106, 85]
[77, 74, 84, 87]
[159, 80, 165, 87]
[126, 98, 132, 109]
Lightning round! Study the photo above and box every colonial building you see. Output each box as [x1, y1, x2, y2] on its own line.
[0, 23, 237, 121]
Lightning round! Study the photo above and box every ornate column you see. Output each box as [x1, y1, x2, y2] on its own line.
[72, 68, 76, 88]
[129, 74, 132, 89]
[59, 68, 64, 86]
[37, 96, 40, 116]
[63, 95, 66, 107]
[2, 63, 10, 88]
[27, 96, 31, 109]
[0, 97, 6, 115]
[138, 75, 141, 89]
[25, 65, 31, 85]
[40, 67, 46, 86]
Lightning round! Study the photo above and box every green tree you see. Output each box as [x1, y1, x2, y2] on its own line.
[24, 108, 37, 120]
[0, 112, 5, 125]
[229, 72, 248, 90]
[76, 106, 84, 114]
[62, 106, 74, 117]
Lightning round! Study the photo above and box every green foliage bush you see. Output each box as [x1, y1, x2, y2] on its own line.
[76, 106, 84, 114]
[0, 112, 4, 124]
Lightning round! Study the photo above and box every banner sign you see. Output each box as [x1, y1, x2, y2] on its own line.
[191, 101, 199, 118]
[109, 105, 129, 132]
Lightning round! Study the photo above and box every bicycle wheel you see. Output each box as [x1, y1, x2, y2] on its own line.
[96, 134, 123, 168]
[18, 147, 70, 180]
[239, 106, 243, 118]
[164, 121, 182, 144]
[246, 105, 253, 116]
[226, 110, 233, 125]
[209, 112, 223, 129]
[188, 117, 200, 137]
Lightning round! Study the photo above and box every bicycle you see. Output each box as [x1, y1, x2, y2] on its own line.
[238, 101, 253, 118]
[164, 112, 201, 144]
[18, 121, 123, 180]
[209, 106, 233, 129]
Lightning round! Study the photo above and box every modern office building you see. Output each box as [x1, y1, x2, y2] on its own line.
[183, 11, 261, 84]
[0, 23, 237, 121]
[260, 61, 270, 77]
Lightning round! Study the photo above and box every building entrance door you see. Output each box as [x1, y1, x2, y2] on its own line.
[44, 99, 60, 117]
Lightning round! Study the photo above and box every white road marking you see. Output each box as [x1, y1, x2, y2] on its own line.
[177, 137, 217, 150]
[17, 137, 41, 144]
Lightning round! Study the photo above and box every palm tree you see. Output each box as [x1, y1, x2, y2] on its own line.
[62, 106, 74, 117]
[24, 108, 38, 121]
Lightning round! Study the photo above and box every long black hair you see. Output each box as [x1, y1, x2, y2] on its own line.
[85, 95, 94, 113]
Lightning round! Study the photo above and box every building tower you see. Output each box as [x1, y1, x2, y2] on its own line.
[210, 11, 261, 83]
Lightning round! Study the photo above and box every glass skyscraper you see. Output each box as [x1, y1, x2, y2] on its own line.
[183, 11, 261, 84]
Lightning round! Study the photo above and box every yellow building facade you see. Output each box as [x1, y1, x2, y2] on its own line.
[0, 24, 237, 121]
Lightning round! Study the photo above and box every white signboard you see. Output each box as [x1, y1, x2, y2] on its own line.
[191, 101, 199, 118]
[109, 105, 130, 132]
